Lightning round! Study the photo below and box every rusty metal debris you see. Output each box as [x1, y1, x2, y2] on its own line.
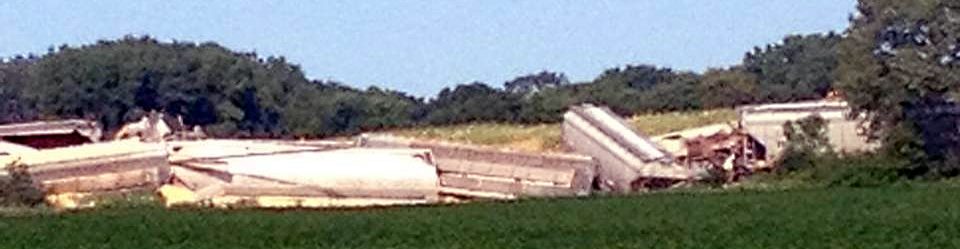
[653, 123, 768, 182]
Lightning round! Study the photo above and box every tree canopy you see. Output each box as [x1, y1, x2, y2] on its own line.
[0, 30, 851, 137]
[7, 37, 422, 137]
[745, 33, 842, 102]
[836, 0, 960, 176]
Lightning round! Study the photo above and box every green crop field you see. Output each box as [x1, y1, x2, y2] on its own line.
[390, 109, 737, 152]
[2, 186, 958, 249]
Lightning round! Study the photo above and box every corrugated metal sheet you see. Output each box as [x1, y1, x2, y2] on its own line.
[359, 134, 596, 199]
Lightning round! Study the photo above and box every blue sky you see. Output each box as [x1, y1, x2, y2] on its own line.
[0, 1, 855, 96]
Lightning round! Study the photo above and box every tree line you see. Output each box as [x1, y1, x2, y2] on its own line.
[0, 32, 841, 138]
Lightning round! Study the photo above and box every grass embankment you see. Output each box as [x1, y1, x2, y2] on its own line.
[391, 109, 737, 152]
[1, 186, 958, 248]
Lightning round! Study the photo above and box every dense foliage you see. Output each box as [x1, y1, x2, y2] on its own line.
[0, 56, 38, 124]
[0, 33, 841, 137]
[0, 166, 43, 207]
[1, 37, 424, 137]
[836, 0, 960, 177]
[745, 33, 842, 102]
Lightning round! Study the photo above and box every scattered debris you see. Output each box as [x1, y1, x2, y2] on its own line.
[168, 126, 208, 141]
[654, 124, 737, 157]
[114, 111, 172, 142]
[653, 123, 768, 182]
[0, 120, 102, 149]
[0, 100, 883, 210]
[115, 111, 211, 142]
[359, 134, 596, 200]
[562, 104, 706, 192]
[737, 99, 879, 161]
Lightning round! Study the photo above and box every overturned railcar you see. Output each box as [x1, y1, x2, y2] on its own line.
[737, 100, 878, 160]
[562, 104, 705, 192]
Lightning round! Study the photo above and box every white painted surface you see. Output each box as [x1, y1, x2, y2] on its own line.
[219, 149, 439, 193]
[739, 100, 878, 160]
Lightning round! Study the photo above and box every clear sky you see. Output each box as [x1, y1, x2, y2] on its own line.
[0, 1, 856, 96]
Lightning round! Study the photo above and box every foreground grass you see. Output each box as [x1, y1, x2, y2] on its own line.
[391, 109, 736, 152]
[2, 186, 958, 248]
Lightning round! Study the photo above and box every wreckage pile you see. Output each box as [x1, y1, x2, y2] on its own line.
[13, 140, 169, 208]
[563, 104, 705, 191]
[0, 101, 877, 209]
[359, 134, 595, 199]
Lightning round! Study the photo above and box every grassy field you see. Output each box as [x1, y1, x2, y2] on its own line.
[1, 186, 958, 248]
[391, 109, 737, 152]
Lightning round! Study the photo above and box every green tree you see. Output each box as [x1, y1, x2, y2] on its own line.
[423, 82, 521, 124]
[515, 87, 577, 123]
[778, 115, 834, 172]
[744, 33, 841, 102]
[835, 0, 960, 176]
[577, 64, 696, 114]
[17, 36, 421, 137]
[0, 56, 38, 123]
[635, 72, 702, 111]
[696, 68, 758, 108]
